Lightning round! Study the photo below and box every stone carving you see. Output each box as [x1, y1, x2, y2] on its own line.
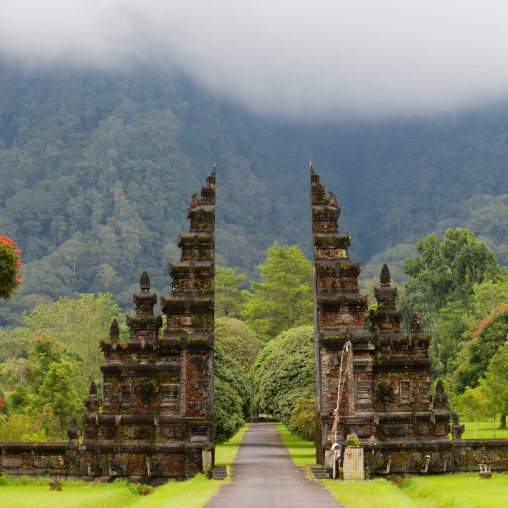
[110, 319, 120, 340]
[66, 413, 81, 442]
[34, 458, 57, 468]
[410, 312, 421, 333]
[162, 428, 185, 439]
[451, 409, 465, 440]
[108, 457, 128, 476]
[376, 381, 394, 405]
[126, 428, 150, 439]
[83, 381, 102, 413]
[160, 384, 179, 407]
[103, 427, 116, 439]
[415, 424, 430, 437]
[383, 425, 408, 437]
[380, 263, 391, 284]
[432, 379, 449, 410]
[147, 457, 165, 476]
[140, 270, 151, 291]
[350, 427, 371, 437]
[134, 380, 157, 404]
[327, 191, 339, 207]
[1, 458, 23, 467]
[475, 453, 500, 463]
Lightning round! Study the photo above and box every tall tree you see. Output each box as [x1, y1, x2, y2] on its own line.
[242, 242, 313, 341]
[215, 267, 248, 319]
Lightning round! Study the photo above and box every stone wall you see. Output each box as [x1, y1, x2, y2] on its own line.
[0, 166, 216, 485]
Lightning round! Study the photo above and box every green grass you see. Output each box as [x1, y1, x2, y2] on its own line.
[276, 422, 316, 467]
[323, 478, 421, 508]
[401, 473, 508, 508]
[0, 426, 250, 508]
[461, 420, 508, 439]
[0, 475, 222, 508]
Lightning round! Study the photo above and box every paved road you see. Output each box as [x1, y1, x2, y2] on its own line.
[204, 423, 346, 508]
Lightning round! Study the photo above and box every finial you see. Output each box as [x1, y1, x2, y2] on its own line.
[140, 270, 151, 292]
[66, 413, 80, 442]
[435, 379, 444, 394]
[410, 312, 421, 333]
[327, 191, 339, 207]
[380, 263, 391, 285]
[213, 157, 216, 174]
[89, 380, 97, 396]
[310, 157, 314, 174]
[110, 318, 120, 339]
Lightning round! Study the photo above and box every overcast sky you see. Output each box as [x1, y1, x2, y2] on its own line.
[2, 0, 508, 121]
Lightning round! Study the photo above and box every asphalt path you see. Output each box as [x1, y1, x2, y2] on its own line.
[203, 422, 346, 508]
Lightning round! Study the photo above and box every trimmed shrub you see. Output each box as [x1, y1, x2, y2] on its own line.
[215, 318, 262, 372]
[252, 326, 315, 425]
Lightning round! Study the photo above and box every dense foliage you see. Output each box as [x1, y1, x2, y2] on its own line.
[251, 326, 315, 426]
[214, 317, 262, 372]
[5, 63, 508, 324]
[214, 344, 252, 443]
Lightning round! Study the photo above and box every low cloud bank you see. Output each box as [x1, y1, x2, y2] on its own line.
[2, 1, 508, 120]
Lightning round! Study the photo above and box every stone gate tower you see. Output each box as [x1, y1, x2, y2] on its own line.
[310, 165, 450, 468]
[80, 166, 216, 484]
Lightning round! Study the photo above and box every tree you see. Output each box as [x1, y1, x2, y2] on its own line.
[214, 317, 262, 372]
[26, 361, 81, 431]
[0, 235, 22, 300]
[215, 267, 248, 319]
[454, 386, 484, 438]
[402, 228, 499, 315]
[24, 294, 122, 385]
[452, 305, 508, 394]
[242, 242, 313, 341]
[252, 326, 315, 426]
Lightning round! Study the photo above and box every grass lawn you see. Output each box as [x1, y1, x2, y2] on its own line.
[276, 422, 316, 467]
[0, 425, 250, 508]
[401, 473, 508, 508]
[0, 475, 221, 508]
[461, 420, 508, 439]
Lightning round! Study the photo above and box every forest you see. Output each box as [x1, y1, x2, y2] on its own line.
[2, 61, 508, 438]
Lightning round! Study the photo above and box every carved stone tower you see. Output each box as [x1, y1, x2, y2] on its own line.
[80, 166, 215, 484]
[310, 165, 450, 467]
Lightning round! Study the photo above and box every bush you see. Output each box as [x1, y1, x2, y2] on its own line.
[215, 318, 262, 372]
[0, 406, 63, 441]
[214, 378, 245, 444]
[289, 398, 316, 442]
[252, 326, 315, 425]
[214, 344, 253, 443]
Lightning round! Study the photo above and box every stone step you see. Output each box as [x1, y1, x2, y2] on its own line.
[307, 465, 331, 480]
[212, 465, 228, 480]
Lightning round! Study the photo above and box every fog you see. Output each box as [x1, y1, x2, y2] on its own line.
[2, 0, 508, 120]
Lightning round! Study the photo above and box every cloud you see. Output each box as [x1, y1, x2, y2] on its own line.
[2, 0, 508, 120]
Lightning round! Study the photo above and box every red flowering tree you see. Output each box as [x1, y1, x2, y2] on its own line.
[0, 235, 22, 300]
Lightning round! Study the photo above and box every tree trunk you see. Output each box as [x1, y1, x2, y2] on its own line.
[501, 414, 506, 428]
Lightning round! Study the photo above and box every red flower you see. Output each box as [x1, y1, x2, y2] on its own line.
[0, 405, 3, 408]
[24, 363, 28, 366]
[0, 398, 4, 402]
